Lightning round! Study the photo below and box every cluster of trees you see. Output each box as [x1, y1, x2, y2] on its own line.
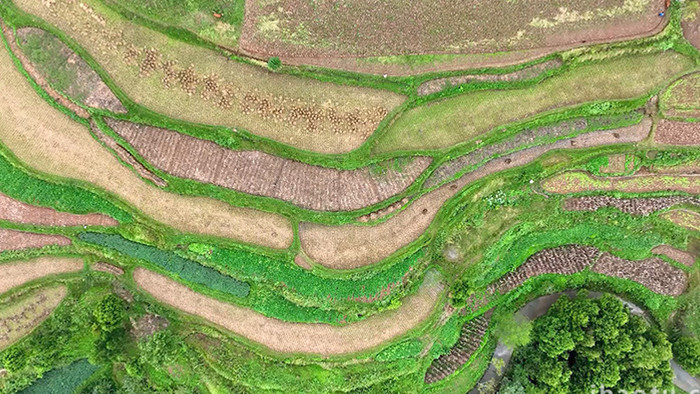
[501, 292, 674, 393]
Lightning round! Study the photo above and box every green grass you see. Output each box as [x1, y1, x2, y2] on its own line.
[16, 29, 77, 95]
[103, 0, 245, 48]
[0, 144, 131, 223]
[373, 51, 694, 154]
[20, 359, 99, 394]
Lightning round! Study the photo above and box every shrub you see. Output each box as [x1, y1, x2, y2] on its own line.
[267, 57, 282, 70]
[673, 336, 700, 375]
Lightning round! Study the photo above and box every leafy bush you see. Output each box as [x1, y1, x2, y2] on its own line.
[79, 233, 250, 298]
[374, 339, 423, 362]
[673, 336, 700, 376]
[267, 57, 282, 70]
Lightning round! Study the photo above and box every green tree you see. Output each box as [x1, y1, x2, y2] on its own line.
[494, 312, 532, 348]
[93, 294, 126, 332]
[673, 336, 700, 375]
[505, 292, 673, 393]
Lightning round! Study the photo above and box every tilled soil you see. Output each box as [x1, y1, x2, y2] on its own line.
[0, 229, 71, 253]
[0, 257, 83, 294]
[683, 19, 700, 52]
[300, 122, 651, 269]
[424, 312, 491, 384]
[600, 153, 628, 174]
[133, 268, 443, 356]
[652, 245, 696, 267]
[90, 121, 167, 187]
[417, 59, 562, 96]
[662, 72, 700, 119]
[542, 172, 700, 195]
[0, 192, 118, 227]
[654, 120, 700, 146]
[0, 45, 293, 249]
[107, 119, 430, 211]
[593, 253, 687, 296]
[92, 262, 124, 276]
[14, 27, 126, 113]
[240, 0, 665, 58]
[661, 209, 700, 232]
[563, 196, 700, 216]
[0, 286, 67, 350]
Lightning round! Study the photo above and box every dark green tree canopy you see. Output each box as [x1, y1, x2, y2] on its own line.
[504, 292, 673, 393]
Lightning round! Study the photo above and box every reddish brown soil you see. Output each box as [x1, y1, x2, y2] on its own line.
[90, 121, 167, 187]
[417, 59, 562, 96]
[240, 0, 666, 59]
[652, 245, 696, 267]
[683, 19, 700, 51]
[654, 120, 700, 146]
[600, 153, 628, 174]
[593, 253, 687, 296]
[0, 192, 118, 227]
[107, 119, 430, 211]
[424, 312, 491, 384]
[0, 229, 71, 252]
[1, 23, 89, 118]
[301, 121, 651, 269]
[92, 262, 124, 276]
[293, 254, 312, 270]
[563, 196, 699, 216]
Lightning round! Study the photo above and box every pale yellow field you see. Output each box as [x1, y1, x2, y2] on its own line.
[0, 257, 83, 295]
[134, 268, 443, 356]
[0, 44, 293, 249]
[0, 286, 68, 350]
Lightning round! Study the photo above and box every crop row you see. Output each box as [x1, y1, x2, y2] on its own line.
[563, 195, 700, 216]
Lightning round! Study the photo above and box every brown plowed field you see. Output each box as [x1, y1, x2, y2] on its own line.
[300, 121, 651, 269]
[0, 229, 71, 253]
[599, 153, 629, 174]
[107, 119, 430, 211]
[661, 209, 700, 232]
[424, 313, 491, 384]
[683, 17, 700, 51]
[542, 172, 700, 195]
[0, 45, 293, 249]
[652, 245, 696, 267]
[0, 286, 67, 350]
[134, 268, 443, 356]
[593, 253, 687, 296]
[563, 196, 699, 216]
[417, 59, 562, 97]
[90, 121, 168, 187]
[661, 72, 700, 119]
[241, 0, 666, 59]
[92, 262, 124, 276]
[0, 257, 83, 294]
[654, 120, 700, 146]
[0, 192, 118, 227]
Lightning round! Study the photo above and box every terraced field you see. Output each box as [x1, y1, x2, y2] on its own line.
[0, 0, 698, 392]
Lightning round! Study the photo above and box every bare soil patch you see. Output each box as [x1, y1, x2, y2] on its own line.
[683, 18, 700, 51]
[542, 172, 700, 195]
[302, 122, 651, 269]
[593, 253, 688, 296]
[107, 119, 430, 211]
[0, 257, 83, 295]
[654, 120, 700, 146]
[0, 45, 293, 249]
[661, 209, 700, 232]
[292, 254, 312, 270]
[0, 229, 71, 253]
[563, 196, 699, 216]
[0, 192, 117, 227]
[652, 245, 696, 267]
[90, 121, 167, 187]
[131, 313, 169, 340]
[417, 59, 563, 97]
[661, 72, 700, 119]
[14, 0, 404, 154]
[92, 262, 124, 276]
[0, 286, 67, 350]
[241, 0, 666, 59]
[357, 197, 409, 223]
[600, 153, 628, 174]
[134, 268, 443, 356]
[425, 312, 491, 384]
